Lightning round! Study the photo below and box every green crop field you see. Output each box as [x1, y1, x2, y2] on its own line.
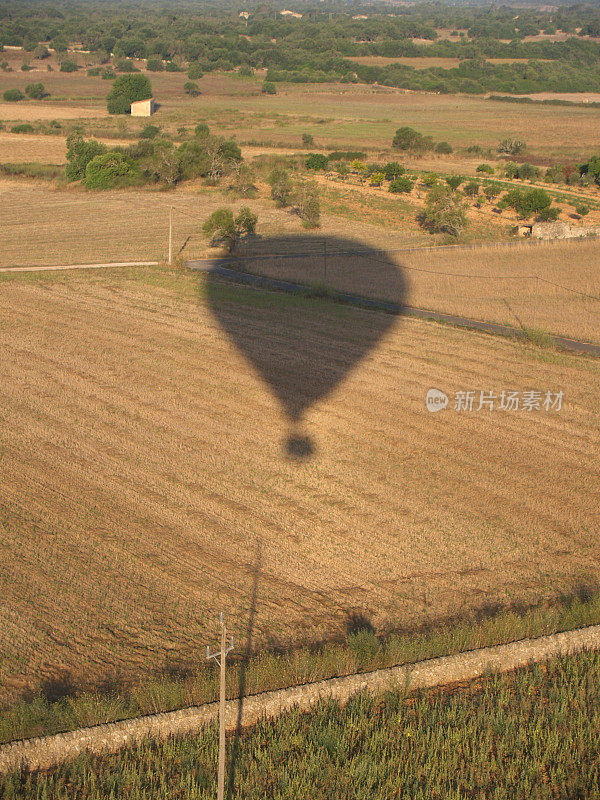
[3, 650, 600, 799]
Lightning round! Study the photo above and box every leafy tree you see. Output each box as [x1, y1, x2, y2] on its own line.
[65, 133, 107, 181]
[269, 167, 294, 207]
[115, 59, 138, 73]
[25, 83, 46, 99]
[580, 156, 600, 185]
[301, 133, 314, 147]
[389, 176, 413, 193]
[59, 60, 78, 73]
[393, 127, 434, 152]
[435, 141, 453, 154]
[33, 45, 49, 60]
[418, 185, 468, 237]
[476, 164, 494, 174]
[107, 74, 152, 115]
[202, 207, 257, 252]
[305, 153, 329, 171]
[262, 81, 276, 94]
[187, 63, 204, 80]
[84, 152, 141, 189]
[293, 181, 321, 228]
[239, 66, 254, 77]
[228, 164, 257, 198]
[184, 81, 201, 97]
[3, 89, 24, 102]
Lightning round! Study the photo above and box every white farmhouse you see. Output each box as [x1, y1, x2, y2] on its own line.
[130, 98, 156, 117]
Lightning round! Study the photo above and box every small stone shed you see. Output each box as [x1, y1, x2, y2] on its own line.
[130, 98, 156, 117]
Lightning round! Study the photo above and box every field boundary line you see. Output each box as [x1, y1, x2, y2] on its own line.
[0, 261, 159, 273]
[193, 264, 600, 357]
[1, 624, 600, 773]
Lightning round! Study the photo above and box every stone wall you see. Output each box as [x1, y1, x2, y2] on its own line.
[531, 222, 600, 239]
[1, 624, 599, 773]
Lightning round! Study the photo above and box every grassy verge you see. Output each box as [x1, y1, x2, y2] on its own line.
[3, 648, 600, 797]
[0, 163, 64, 181]
[2, 587, 600, 746]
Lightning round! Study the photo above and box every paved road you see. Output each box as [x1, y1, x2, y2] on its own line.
[189, 261, 600, 358]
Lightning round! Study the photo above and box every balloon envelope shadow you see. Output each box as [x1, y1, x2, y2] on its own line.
[204, 235, 408, 459]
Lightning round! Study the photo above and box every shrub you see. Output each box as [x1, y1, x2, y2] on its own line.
[502, 188, 552, 218]
[20, 63, 31, 72]
[575, 204, 590, 216]
[498, 137, 526, 155]
[262, 81, 276, 94]
[301, 133, 314, 147]
[3, 89, 24, 102]
[476, 163, 494, 174]
[421, 172, 439, 187]
[184, 81, 201, 97]
[165, 61, 182, 72]
[87, 67, 102, 77]
[388, 176, 413, 193]
[107, 74, 152, 114]
[187, 63, 204, 80]
[483, 183, 501, 201]
[369, 172, 385, 187]
[139, 124, 160, 140]
[25, 82, 46, 99]
[115, 59, 138, 73]
[59, 60, 78, 73]
[269, 167, 294, 208]
[239, 66, 254, 77]
[517, 163, 541, 181]
[537, 206, 560, 222]
[418, 185, 468, 237]
[194, 122, 210, 138]
[228, 164, 257, 198]
[383, 162, 404, 180]
[463, 181, 480, 197]
[435, 141, 453, 154]
[146, 58, 164, 72]
[202, 206, 257, 252]
[84, 151, 141, 189]
[10, 123, 35, 134]
[445, 175, 463, 191]
[293, 181, 321, 228]
[305, 153, 329, 171]
[33, 45, 49, 60]
[328, 151, 365, 161]
[101, 68, 115, 80]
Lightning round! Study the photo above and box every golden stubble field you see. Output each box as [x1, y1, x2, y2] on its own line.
[0, 267, 599, 703]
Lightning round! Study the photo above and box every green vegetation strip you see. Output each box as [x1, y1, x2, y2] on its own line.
[2, 590, 600, 747]
[2, 648, 600, 797]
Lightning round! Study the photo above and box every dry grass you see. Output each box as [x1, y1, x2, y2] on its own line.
[233, 238, 600, 343]
[0, 266, 599, 704]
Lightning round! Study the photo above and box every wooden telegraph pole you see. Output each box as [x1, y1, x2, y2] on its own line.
[168, 207, 173, 265]
[207, 613, 234, 800]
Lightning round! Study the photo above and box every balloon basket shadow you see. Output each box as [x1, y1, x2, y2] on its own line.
[284, 427, 315, 460]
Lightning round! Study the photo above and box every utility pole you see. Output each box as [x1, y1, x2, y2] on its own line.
[168, 207, 173, 265]
[207, 613, 234, 800]
[533, 275, 539, 328]
[323, 239, 327, 285]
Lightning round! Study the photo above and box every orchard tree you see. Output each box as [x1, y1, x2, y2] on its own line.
[202, 207, 257, 252]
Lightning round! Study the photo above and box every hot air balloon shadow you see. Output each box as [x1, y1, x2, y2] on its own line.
[204, 235, 409, 460]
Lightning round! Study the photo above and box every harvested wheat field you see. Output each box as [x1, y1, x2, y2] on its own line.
[0, 266, 599, 704]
